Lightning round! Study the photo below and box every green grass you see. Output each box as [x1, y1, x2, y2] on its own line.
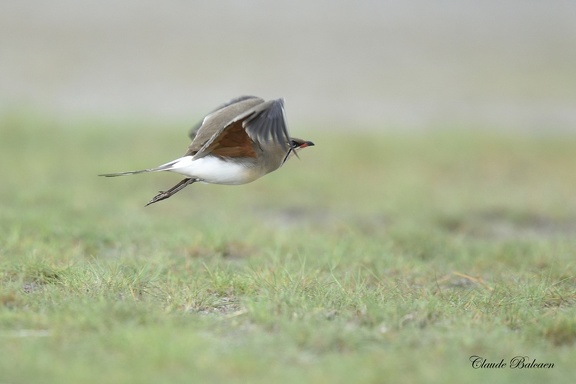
[1, 111, 575, 383]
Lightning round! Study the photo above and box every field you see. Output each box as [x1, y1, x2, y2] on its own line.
[1, 112, 575, 383]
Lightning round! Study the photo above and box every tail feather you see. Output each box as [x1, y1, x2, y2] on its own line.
[99, 169, 154, 177]
[99, 159, 180, 177]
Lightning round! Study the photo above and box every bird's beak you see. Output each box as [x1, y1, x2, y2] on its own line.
[298, 141, 315, 149]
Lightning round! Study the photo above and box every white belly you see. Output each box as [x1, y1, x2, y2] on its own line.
[165, 156, 258, 185]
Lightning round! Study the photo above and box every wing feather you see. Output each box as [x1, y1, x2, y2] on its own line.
[189, 97, 290, 160]
[185, 96, 264, 157]
[188, 95, 261, 140]
[236, 98, 290, 151]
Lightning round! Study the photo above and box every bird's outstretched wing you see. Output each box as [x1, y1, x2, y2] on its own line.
[188, 95, 262, 141]
[240, 98, 290, 150]
[190, 98, 290, 160]
[185, 96, 264, 157]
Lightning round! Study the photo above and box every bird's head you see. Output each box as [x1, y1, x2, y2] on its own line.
[281, 138, 314, 165]
[290, 138, 315, 150]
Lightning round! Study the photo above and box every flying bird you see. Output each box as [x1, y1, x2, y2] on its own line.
[99, 96, 314, 206]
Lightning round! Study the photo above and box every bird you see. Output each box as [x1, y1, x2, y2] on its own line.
[99, 95, 314, 206]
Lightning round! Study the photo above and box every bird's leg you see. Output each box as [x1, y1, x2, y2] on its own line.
[145, 178, 198, 207]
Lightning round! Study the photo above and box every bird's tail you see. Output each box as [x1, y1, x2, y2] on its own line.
[99, 169, 154, 177]
[99, 159, 179, 177]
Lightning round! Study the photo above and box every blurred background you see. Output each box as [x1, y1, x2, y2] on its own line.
[1, 0, 575, 133]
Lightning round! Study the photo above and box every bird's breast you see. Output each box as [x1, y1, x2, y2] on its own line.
[166, 155, 263, 185]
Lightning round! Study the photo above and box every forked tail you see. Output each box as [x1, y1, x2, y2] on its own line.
[98, 169, 153, 177]
[99, 159, 179, 177]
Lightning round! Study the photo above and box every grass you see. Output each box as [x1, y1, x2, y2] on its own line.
[1, 111, 575, 383]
